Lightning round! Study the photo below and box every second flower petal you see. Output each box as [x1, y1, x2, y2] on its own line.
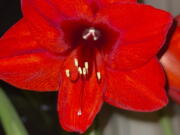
[96, 3, 172, 70]
[104, 58, 167, 111]
[58, 64, 103, 133]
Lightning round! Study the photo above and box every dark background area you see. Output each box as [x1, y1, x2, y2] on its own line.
[0, 0, 22, 36]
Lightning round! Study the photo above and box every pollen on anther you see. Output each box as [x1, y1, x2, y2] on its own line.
[83, 67, 86, 75]
[74, 58, 78, 67]
[65, 69, 70, 77]
[84, 62, 88, 69]
[78, 67, 83, 75]
[77, 110, 82, 116]
[96, 72, 101, 80]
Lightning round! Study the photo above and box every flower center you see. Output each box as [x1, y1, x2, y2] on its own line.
[61, 19, 119, 116]
[82, 27, 101, 41]
[61, 19, 119, 84]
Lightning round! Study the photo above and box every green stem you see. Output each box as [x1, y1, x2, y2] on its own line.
[0, 88, 29, 135]
[158, 109, 174, 135]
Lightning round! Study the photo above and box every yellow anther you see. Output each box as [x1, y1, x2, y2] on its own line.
[65, 69, 70, 78]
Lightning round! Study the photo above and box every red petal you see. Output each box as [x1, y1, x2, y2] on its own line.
[0, 19, 41, 58]
[86, 0, 137, 14]
[104, 58, 168, 111]
[22, 0, 93, 19]
[0, 18, 64, 91]
[97, 0, 137, 5]
[87, 0, 137, 7]
[0, 52, 62, 91]
[22, 0, 70, 54]
[58, 57, 103, 133]
[96, 3, 172, 70]
[22, 0, 63, 23]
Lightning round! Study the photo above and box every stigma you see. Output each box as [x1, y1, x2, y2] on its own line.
[82, 27, 101, 41]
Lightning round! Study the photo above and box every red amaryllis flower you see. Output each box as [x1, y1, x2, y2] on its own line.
[0, 0, 172, 133]
[161, 16, 180, 104]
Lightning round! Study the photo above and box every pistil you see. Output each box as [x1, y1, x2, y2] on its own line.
[82, 27, 100, 41]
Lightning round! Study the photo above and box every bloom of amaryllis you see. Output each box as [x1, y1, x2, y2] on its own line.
[161, 16, 180, 104]
[0, 0, 172, 133]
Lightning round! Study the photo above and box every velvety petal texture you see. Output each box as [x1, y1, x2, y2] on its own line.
[0, 0, 173, 133]
[58, 64, 104, 133]
[0, 19, 41, 58]
[22, 0, 72, 53]
[0, 19, 62, 91]
[97, 3, 172, 70]
[0, 52, 61, 91]
[88, 0, 137, 7]
[104, 58, 167, 111]
[98, 0, 137, 5]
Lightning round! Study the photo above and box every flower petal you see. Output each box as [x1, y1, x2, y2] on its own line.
[0, 19, 41, 58]
[104, 58, 168, 111]
[97, 0, 137, 5]
[87, 0, 137, 7]
[86, 0, 137, 14]
[22, 0, 93, 19]
[0, 18, 64, 91]
[0, 52, 62, 91]
[22, 0, 63, 23]
[58, 61, 103, 133]
[52, 0, 93, 18]
[96, 3, 172, 70]
[20, 0, 69, 54]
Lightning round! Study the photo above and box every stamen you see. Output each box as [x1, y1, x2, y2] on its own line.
[96, 72, 101, 80]
[74, 58, 79, 67]
[82, 27, 100, 41]
[78, 67, 83, 75]
[65, 69, 70, 78]
[84, 62, 88, 70]
[77, 110, 82, 116]
[83, 67, 87, 75]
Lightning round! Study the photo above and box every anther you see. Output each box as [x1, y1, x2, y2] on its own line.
[77, 110, 82, 116]
[78, 67, 83, 75]
[65, 69, 70, 78]
[74, 58, 79, 67]
[84, 62, 89, 74]
[83, 67, 87, 75]
[84, 62, 88, 69]
[96, 72, 101, 80]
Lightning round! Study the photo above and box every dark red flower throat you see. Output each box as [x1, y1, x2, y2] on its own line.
[61, 19, 118, 83]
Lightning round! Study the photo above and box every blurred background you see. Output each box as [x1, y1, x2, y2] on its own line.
[0, 0, 180, 135]
[146, 0, 180, 16]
